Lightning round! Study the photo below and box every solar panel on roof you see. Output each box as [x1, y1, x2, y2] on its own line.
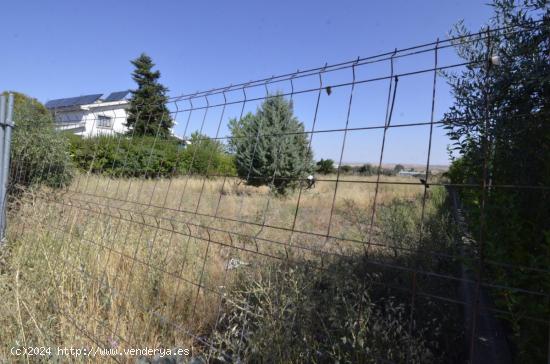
[45, 94, 103, 109]
[104, 90, 130, 102]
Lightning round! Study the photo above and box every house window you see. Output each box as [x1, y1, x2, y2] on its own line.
[97, 115, 112, 128]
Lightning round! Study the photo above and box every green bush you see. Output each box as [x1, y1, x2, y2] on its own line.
[69, 132, 236, 178]
[393, 164, 405, 174]
[339, 164, 352, 174]
[69, 135, 184, 178]
[355, 163, 397, 176]
[180, 132, 236, 176]
[316, 158, 335, 174]
[8, 92, 73, 188]
[357, 163, 375, 175]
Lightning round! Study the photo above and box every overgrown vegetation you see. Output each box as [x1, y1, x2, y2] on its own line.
[68, 134, 184, 178]
[7, 92, 73, 189]
[210, 187, 464, 363]
[212, 261, 437, 363]
[68, 133, 235, 178]
[444, 1, 549, 362]
[1, 174, 455, 362]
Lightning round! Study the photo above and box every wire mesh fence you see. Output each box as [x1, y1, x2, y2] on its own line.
[2, 19, 549, 363]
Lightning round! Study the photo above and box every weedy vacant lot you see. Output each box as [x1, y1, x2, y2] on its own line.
[0, 174, 463, 363]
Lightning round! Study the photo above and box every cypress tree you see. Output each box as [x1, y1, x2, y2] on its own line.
[126, 53, 173, 138]
[228, 94, 313, 192]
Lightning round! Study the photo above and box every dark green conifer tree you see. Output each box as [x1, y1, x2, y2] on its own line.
[126, 53, 173, 138]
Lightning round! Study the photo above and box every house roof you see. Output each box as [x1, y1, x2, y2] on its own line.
[104, 90, 130, 102]
[45, 94, 103, 109]
[45, 90, 130, 109]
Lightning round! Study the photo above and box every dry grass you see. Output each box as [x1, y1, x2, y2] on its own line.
[0, 174, 424, 362]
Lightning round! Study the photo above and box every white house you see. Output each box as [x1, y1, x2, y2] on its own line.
[45, 91, 131, 137]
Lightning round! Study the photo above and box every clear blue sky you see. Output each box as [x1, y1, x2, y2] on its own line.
[1, 0, 494, 166]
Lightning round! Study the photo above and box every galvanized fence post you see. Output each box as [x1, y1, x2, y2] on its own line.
[0, 94, 5, 243]
[0, 93, 14, 243]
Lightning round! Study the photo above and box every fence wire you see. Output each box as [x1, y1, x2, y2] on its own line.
[4, 20, 549, 364]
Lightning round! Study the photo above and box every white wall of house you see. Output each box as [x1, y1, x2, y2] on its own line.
[53, 101, 129, 137]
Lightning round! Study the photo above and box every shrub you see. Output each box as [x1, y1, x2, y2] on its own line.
[357, 163, 375, 175]
[378, 198, 421, 256]
[339, 164, 352, 174]
[393, 164, 405, 173]
[69, 132, 236, 178]
[377, 187, 453, 259]
[8, 92, 73, 188]
[355, 163, 398, 176]
[316, 158, 335, 174]
[69, 135, 184, 178]
[180, 132, 236, 176]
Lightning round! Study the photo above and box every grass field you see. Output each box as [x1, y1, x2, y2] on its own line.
[0, 174, 460, 362]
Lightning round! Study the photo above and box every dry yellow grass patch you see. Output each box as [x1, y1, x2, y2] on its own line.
[0, 174, 423, 361]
